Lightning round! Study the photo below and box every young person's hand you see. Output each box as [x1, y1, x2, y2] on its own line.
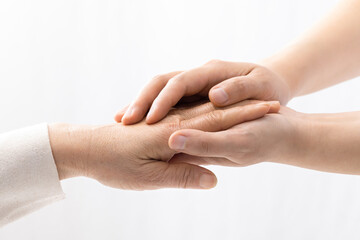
[169, 107, 360, 175]
[115, 60, 291, 125]
[49, 100, 279, 190]
[116, 0, 360, 126]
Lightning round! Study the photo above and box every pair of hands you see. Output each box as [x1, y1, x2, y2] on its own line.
[115, 60, 299, 167]
[50, 59, 292, 191]
[50, 59, 358, 191]
[115, 59, 360, 181]
[48, 0, 360, 191]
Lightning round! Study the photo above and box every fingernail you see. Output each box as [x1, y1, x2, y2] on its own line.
[170, 135, 187, 150]
[123, 107, 134, 120]
[211, 88, 229, 104]
[199, 174, 217, 189]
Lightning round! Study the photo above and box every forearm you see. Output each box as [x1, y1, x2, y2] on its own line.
[262, 0, 360, 99]
[276, 112, 360, 175]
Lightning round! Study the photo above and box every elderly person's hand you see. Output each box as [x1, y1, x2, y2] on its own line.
[49, 100, 279, 190]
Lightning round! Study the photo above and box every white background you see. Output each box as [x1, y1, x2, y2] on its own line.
[1, 0, 360, 239]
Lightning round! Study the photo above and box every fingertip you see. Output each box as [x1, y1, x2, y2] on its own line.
[122, 116, 143, 125]
[174, 164, 217, 190]
[145, 105, 164, 124]
[145, 116, 158, 125]
[268, 101, 281, 113]
[114, 106, 130, 123]
[145, 116, 157, 125]
[169, 134, 187, 151]
[121, 117, 134, 125]
[122, 106, 143, 125]
[199, 172, 217, 189]
[168, 131, 180, 149]
[168, 129, 201, 150]
[114, 113, 124, 123]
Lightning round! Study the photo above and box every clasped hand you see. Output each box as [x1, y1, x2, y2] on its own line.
[115, 60, 360, 183]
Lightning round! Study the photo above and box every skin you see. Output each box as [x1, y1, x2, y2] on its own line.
[114, 0, 360, 175]
[48, 100, 279, 190]
[263, 0, 360, 98]
[116, 0, 360, 125]
[115, 62, 291, 124]
[169, 107, 360, 175]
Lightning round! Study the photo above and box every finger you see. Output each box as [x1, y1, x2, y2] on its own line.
[169, 129, 234, 157]
[143, 161, 217, 189]
[170, 153, 238, 167]
[209, 75, 260, 107]
[122, 71, 182, 125]
[118, 98, 216, 123]
[171, 99, 270, 122]
[114, 105, 129, 122]
[146, 61, 256, 124]
[180, 101, 279, 132]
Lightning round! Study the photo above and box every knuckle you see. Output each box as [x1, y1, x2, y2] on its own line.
[205, 59, 223, 66]
[201, 140, 210, 154]
[151, 74, 168, 84]
[168, 76, 181, 85]
[224, 126, 261, 166]
[236, 127, 257, 150]
[232, 79, 247, 93]
[253, 64, 268, 74]
[178, 166, 195, 189]
[139, 167, 164, 187]
[166, 118, 182, 132]
[208, 110, 224, 122]
[206, 110, 225, 129]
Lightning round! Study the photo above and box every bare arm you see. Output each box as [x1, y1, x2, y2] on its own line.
[169, 107, 360, 176]
[263, 0, 360, 98]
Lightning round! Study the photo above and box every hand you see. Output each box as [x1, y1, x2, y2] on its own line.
[168, 107, 360, 175]
[168, 106, 301, 168]
[115, 60, 291, 125]
[49, 100, 280, 190]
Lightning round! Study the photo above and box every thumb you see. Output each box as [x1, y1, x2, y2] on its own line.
[209, 76, 260, 107]
[148, 161, 217, 189]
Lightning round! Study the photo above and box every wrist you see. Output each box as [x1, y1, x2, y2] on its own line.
[303, 112, 360, 174]
[270, 111, 321, 167]
[48, 123, 91, 180]
[261, 51, 305, 101]
[287, 113, 356, 174]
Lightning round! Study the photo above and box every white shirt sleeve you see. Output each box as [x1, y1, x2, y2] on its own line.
[0, 123, 65, 227]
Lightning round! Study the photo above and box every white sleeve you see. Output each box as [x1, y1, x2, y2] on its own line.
[0, 123, 65, 227]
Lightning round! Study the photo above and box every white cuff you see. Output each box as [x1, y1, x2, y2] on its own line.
[0, 123, 65, 227]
